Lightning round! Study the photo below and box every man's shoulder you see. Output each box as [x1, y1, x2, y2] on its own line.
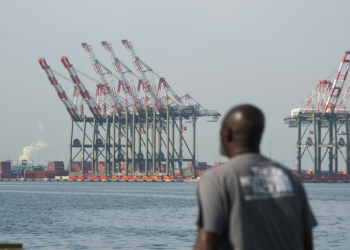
[199, 156, 246, 185]
[200, 154, 300, 185]
[201, 161, 234, 178]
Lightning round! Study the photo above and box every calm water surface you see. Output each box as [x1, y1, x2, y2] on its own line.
[0, 182, 348, 249]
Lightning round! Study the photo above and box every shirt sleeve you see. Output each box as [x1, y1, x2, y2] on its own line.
[299, 184, 317, 232]
[196, 174, 227, 236]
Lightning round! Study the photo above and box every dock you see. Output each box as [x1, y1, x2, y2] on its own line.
[0, 178, 198, 182]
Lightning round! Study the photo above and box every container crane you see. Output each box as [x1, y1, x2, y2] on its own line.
[61, 56, 102, 119]
[155, 74, 183, 107]
[122, 40, 184, 108]
[122, 40, 163, 114]
[121, 40, 220, 121]
[292, 80, 332, 116]
[38, 58, 79, 119]
[81, 43, 124, 116]
[323, 51, 350, 115]
[101, 41, 142, 115]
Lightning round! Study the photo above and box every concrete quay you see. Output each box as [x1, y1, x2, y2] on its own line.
[0, 178, 197, 182]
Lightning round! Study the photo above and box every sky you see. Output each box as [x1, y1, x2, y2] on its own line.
[1, 0, 350, 169]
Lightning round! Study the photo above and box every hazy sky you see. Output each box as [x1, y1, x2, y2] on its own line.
[1, 0, 350, 169]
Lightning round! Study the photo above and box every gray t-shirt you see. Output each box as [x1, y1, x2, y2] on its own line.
[196, 153, 317, 250]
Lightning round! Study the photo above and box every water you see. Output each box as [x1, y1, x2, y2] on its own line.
[0, 182, 349, 250]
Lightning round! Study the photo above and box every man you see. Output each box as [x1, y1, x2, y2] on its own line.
[194, 104, 317, 250]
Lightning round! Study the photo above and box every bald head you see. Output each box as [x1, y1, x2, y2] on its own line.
[220, 104, 265, 157]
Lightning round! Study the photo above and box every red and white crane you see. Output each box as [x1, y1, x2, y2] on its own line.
[121, 40, 219, 121]
[156, 74, 183, 107]
[323, 51, 350, 114]
[61, 56, 102, 119]
[81, 43, 124, 116]
[101, 41, 142, 115]
[73, 86, 84, 115]
[295, 80, 332, 116]
[38, 58, 79, 119]
[122, 40, 185, 108]
[122, 40, 164, 114]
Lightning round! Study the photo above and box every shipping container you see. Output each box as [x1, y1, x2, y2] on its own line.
[84, 173, 91, 178]
[56, 170, 69, 176]
[67, 161, 92, 172]
[0, 161, 11, 168]
[46, 161, 65, 171]
[35, 170, 47, 178]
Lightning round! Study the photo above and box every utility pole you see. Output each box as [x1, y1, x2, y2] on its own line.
[269, 140, 273, 159]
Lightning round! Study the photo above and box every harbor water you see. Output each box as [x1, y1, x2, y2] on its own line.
[0, 182, 349, 249]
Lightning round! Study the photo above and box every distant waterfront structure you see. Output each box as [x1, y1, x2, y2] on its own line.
[38, 40, 220, 180]
[284, 50, 350, 177]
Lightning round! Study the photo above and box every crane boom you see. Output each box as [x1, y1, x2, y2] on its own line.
[101, 41, 142, 115]
[323, 51, 350, 114]
[73, 86, 84, 115]
[61, 56, 102, 119]
[81, 43, 124, 115]
[122, 40, 163, 114]
[38, 58, 79, 118]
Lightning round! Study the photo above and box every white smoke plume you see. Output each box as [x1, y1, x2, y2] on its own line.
[19, 141, 49, 161]
[37, 121, 45, 132]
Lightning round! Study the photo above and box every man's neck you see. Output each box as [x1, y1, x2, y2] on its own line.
[228, 148, 259, 158]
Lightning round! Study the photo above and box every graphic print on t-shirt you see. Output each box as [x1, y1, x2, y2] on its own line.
[239, 166, 294, 201]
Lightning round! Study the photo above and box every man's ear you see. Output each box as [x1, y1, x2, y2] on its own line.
[227, 128, 233, 142]
[221, 128, 233, 143]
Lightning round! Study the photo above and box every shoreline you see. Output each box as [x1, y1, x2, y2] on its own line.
[1, 179, 349, 183]
[0, 178, 199, 183]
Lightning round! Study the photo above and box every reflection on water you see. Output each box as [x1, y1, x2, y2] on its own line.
[0, 182, 348, 250]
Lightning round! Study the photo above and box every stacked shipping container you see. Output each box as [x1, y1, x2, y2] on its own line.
[46, 161, 65, 171]
[24, 170, 36, 179]
[69, 161, 92, 172]
[0, 161, 12, 179]
[23, 170, 69, 179]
